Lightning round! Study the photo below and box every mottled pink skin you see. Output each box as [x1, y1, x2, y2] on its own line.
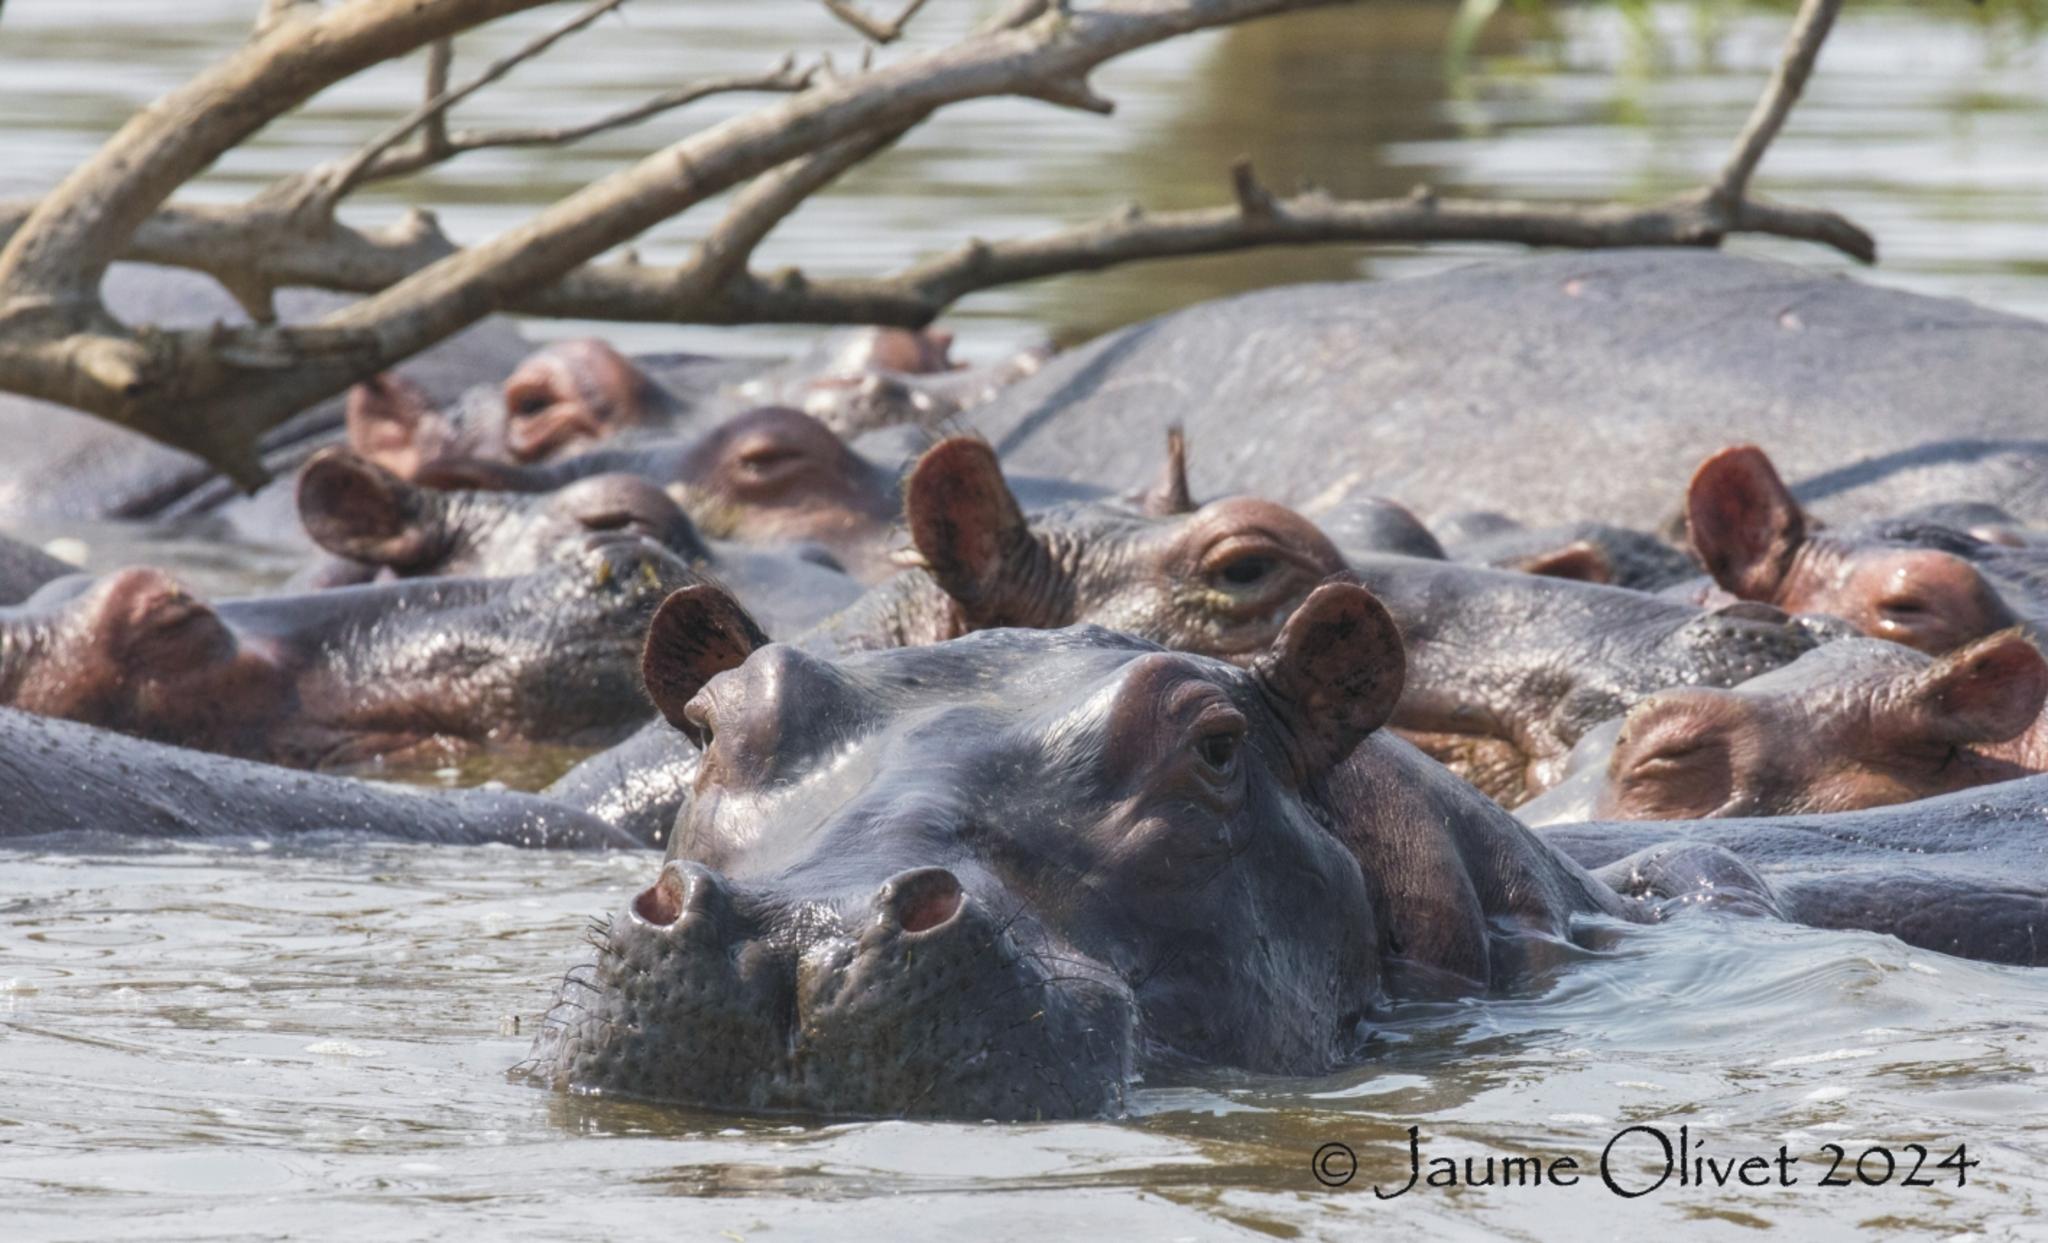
[1688, 444, 2020, 654]
[1592, 632, 2048, 820]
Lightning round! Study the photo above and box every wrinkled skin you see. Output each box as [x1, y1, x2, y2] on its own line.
[1686, 444, 2048, 653]
[962, 251, 2048, 528]
[0, 535, 692, 768]
[543, 438, 1352, 845]
[1519, 633, 2048, 825]
[289, 449, 863, 634]
[0, 707, 635, 848]
[1346, 553, 1844, 806]
[421, 407, 909, 584]
[1541, 777, 2048, 967]
[527, 583, 1629, 1119]
[0, 533, 73, 605]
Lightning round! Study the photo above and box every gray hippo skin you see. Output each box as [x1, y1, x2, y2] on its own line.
[0, 707, 635, 849]
[289, 449, 862, 634]
[526, 583, 1631, 1118]
[0, 534, 692, 767]
[0, 532, 74, 604]
[964, 250, 2048, 528]
[1541, 777, 2048, 967]
[541, 437, 1353, 845]
[0, 263, 532, 532]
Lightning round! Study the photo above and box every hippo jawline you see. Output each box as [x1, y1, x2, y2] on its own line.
[519, 888, 1140, 1122]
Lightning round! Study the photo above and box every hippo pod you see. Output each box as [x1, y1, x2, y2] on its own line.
[526, 582, 1629, 1119]
[0, 533, 696, 769]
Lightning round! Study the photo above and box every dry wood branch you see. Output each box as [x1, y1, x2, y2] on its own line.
[1715, 0, 1840, 204]
[823, 0, 932, 44]
[275, 0, 632, 218]
[0, 0, 1877, 490]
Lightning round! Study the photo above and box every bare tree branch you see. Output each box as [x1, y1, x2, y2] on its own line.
[0, 0, 1878, 490]
[823, 0, 933, 45]
[272, 0, 633, 219]
[1714, 0, 1840, 205]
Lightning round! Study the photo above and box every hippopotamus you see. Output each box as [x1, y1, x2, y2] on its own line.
[0, 706, 634, 848]
[1540, 777, 2048, 967]
[410, 406, 908, 582]
[347, 327, 1041, 484]
[290, 449, 862, 633]
[1344, 553, 1839, 805]
[541, 436, 1354, 845]
[524, 582, 1635, 1118]
[1682, 444, 2048, 654]
[0, 263, 531, 535]
[0, 534, 690, 769]
[0, 532, 74, 605]
[1518, 631, 2048, 824]
[1437, 514, 1698, 590]
[960, 250, 2048, 528]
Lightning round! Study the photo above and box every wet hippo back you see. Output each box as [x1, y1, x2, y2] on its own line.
[966, 250, 2048, 528]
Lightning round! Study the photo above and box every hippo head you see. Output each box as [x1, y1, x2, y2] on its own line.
[1590, 632, 2048, 819]
[298, 447, 709, 579]
[527, 581, 1405, 1118]
[1687, 445, 2018, 653]
[0, 568, 291, 754]
[501, 339, 656, 463]
[897, 438, 1349, 660]
[673, 407, 903, 581]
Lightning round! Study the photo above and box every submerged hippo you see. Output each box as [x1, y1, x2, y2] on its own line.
[962, 250, 2048, 528]
[0, 706, 634, 848]
[526, 583, 1633, 1118]
[1519, 632, 2048, 824]
[291, 449, 862, 633]
[0, 532, 74, 605]
[1683, 444, 2048, 653]
[1345, 554, 1837, 805]
[0, 535, 690, 768]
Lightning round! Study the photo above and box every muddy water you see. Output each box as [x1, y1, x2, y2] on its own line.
[5, 3, 2048, 1239]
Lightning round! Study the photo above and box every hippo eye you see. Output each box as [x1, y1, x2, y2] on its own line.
[737, 444, 804, 474]
[1215, 555, 1274, 587]
[1196, 727, 1241, 775]
[511, 391, 552, 417]
[1879, 596, 1930, 620]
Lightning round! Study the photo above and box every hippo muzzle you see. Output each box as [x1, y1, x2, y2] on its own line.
[529, 861, 1137, 1120]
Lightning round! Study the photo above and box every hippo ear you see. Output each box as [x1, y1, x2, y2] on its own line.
[641, 585, 771, 740]
[1513, 539, 1612, 584]
[1686, 444, 1807, 600]
[345, 372, 437, 479]
[906, 437, 1061, 628]
[296, 447, 448, 570]
[1901, 629, 2048, 745]
[1136, 425, 1196, 517]
[1251, 578, 1406, 778]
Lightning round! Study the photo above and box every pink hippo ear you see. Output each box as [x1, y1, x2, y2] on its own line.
[345, 372, 442, 482]
[1686, 444, 1808, 601]
[641, 585, 770, 741]
[1251, 578, 1407, 778]
[1514, 539, 1613, 585]
[905, 437, 1062, 629]
[1135, 425, 1196, 517]
[1901, 629, 2048, 745]
[296, 447, 449, 570]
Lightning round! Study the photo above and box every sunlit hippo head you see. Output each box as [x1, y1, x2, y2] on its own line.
[886, 436, 1349, 661]
[1686, 444, 2020, 653]
[1586, 631, 2048, 820]
[528, 579, 1412, 1118]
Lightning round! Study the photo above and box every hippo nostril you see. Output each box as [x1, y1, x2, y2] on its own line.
[632, 869, 685, 927]
[883, 867, 965, 934]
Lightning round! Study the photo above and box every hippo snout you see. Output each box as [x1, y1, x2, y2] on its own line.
[532, 861, 1137, 1119]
